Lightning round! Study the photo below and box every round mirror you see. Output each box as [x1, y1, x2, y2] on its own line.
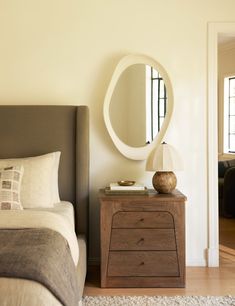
[109, 63, 167, 147]
[103, 54, 174, 160]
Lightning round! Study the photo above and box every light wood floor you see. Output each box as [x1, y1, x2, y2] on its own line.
[219, 217, 235, 249]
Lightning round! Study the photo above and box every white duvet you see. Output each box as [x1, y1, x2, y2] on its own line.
[0, 207, 80, 306]
[0, 209, 79, 265]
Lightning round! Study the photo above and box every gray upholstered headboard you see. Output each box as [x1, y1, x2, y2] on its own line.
[0, 106, 89, 237]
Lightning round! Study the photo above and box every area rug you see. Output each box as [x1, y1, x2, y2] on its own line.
[82, 295, 235, 306]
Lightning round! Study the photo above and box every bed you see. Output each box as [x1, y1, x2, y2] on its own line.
[0, 106, 89, 306]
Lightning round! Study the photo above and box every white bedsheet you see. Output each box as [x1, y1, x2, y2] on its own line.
[25, 201, 75, 231]
[0, 206, 79, 265]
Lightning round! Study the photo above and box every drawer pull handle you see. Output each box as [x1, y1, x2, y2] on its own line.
[140, 218, 144, 222]
[140, 261, 145, 265]
[137, 238, 145, 245]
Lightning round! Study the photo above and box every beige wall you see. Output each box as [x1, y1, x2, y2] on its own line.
[109, 67, 129, 145]
[1, 0, 235, 265]
[110, 64, 146, 147]
[128, 64, 146, 147]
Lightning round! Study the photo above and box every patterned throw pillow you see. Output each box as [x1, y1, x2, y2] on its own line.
[0, 166, 24, 210]
[0, 152, 60, 208]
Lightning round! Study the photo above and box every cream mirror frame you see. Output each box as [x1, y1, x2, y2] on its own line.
[103, 54, 174, 160]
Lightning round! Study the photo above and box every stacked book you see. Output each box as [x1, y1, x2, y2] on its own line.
[105, 182, 148, 195]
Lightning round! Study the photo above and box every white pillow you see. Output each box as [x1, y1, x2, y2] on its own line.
[0, 165, 24, 210]
[0, 152, 61, 208]
[51, 152, 60, 204]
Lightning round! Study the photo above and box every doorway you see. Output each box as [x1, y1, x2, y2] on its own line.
[208, 22, 235, 266]
[217, 37, 235, 262]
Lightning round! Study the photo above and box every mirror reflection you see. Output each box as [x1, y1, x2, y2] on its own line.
[109, 64, 167, 148]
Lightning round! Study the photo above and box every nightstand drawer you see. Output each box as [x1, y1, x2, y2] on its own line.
[108, 251, 179, 277]
[112, 211, 174, 228]
[110, 229, 176, 250]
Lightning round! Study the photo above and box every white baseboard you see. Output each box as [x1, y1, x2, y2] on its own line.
[186, 259, 207, 266]
[207, 247, 219, 267]
[187, 248, 219, 267]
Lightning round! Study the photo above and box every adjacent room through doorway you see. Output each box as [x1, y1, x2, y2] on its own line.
[217, 33, 235, 263]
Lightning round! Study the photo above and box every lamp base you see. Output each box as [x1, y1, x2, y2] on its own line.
[152, 171, 177, 194]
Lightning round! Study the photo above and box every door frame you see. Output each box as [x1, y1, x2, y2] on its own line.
[207, 22, 235, 266]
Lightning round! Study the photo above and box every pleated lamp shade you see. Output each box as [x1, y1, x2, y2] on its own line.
[149, 142, 183, 172]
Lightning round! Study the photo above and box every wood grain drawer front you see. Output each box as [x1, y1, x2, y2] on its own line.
[108, 251, 179, 277]
[110, 229, 176, 251]
[112, 211, 174, 229]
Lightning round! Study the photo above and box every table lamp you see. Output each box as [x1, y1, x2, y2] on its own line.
[146, 142, 183, 193]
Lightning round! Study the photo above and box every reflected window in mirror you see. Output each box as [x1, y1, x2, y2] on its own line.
[146, 65, 167, 144]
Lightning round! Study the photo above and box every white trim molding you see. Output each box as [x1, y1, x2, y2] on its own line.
[207, 22, 235, 267]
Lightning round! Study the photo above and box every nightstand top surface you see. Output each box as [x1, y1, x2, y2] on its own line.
[99, 188, 187, 201]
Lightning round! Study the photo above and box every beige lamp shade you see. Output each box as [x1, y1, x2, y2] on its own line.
[146, 142, 183, 193]
[147, 142, 183, 172]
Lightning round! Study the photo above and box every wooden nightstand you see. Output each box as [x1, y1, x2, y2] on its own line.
[99, 189, 186, 288]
